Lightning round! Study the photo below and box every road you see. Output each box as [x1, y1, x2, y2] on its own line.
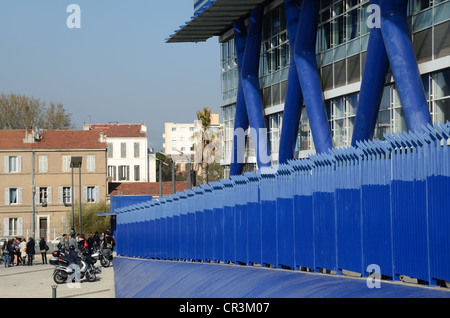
[0, 253, 115, 298]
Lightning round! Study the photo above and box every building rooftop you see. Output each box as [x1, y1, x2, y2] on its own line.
[0, 129, 106, 150]
[166, 0, 267, 43]
[84, 123, 147, 138]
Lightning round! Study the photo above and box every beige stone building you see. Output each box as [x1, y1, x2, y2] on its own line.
[0, 129, 107, 241]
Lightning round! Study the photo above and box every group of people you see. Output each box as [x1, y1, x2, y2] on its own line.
[1, 237, 47, 267]
[58, 229, 115, 254]
[1, 229, 115, 269]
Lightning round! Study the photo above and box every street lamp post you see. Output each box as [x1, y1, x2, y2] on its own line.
[156, 155, 169, 198]
[70, 157, 82, 234]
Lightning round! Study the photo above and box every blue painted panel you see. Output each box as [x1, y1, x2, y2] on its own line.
[294, 195, 314, 270]
[261, 200, 277, 267]
[247, 202, 262, 265]
[277, 197, 294, 268]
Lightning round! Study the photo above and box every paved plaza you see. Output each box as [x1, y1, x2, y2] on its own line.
[0, 254, 115, 298]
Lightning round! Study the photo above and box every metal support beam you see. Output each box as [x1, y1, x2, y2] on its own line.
[352, 0, 389, 146]
[293, 0, 333, 155]
[279, 0, 304, 164]
[230, 18, 249, 176]
[379, 0, 432, 133]
[241, 6, 270, 169]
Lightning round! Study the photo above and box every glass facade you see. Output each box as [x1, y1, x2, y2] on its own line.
[220, 0, 450, 167]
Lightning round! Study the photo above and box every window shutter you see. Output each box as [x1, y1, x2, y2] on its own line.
[4, 156, 9, 173]
[58, 187, 63, 204]
[4, 218, 9, 236]
[35, 187, 40, 204]
[17, 188, 22, 205]
[47, 187, 52, 204]
[17, 218, 23, 236]
[5, 188, 9, 205]
[17, 156, 22, 173]
[83, 186, 87, 203]
[95, 186, 100, 203]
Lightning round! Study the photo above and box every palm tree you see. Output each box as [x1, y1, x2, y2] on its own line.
[196, 107, 212, 184]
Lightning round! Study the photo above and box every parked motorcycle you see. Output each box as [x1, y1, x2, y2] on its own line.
[92, 246, 111, 268]
[52, 248, 101, 284]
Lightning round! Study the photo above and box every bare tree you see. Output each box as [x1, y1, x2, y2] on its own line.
[0, 93, 74, 130]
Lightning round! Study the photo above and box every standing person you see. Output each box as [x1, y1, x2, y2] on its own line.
[39, 237, 49, 265]
[7, 240, 14, 267]
[57, 234, 67, 251]
[26, 237, 35, 266]
[1, 241, 9, 268]
[93, 232, 100, 248]
[68, 245, 80, 284]
[67, 233, 77, 252]
[14, 238, 22, 266]
[19, 238, 27, 266]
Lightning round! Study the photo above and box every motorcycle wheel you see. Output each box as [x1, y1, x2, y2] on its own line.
[100, 257, 110, 268]
[53, 270, 67, 284]
[86, 270, 96, 282]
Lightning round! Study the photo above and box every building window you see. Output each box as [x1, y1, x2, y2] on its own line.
[4, 156, 21, 173]
[134, 142, 140, 158]
[60, 187, 73, 205]
[62, 156, 71, 172]
[85, 186, 99, 203]
[121, 143, 127, 158]
[119, 165, 130, 181]
[108, 166, 116, 181]
[134, 165, 140, 181]
[107, 143, 113, 158]
[4, 218, 21, 237]
[38, 187, 50, 204]
[5, 188, 22, 205]
[87, 155, 95, 172]
[39, 156, 48, 173]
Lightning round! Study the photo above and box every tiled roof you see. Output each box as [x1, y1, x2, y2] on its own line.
[87, 123, 147, 138]
[0, 129, 106, 150]
[109, 181, 189, 197]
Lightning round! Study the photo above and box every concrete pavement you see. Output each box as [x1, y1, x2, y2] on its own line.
[0, 253, 115, 298]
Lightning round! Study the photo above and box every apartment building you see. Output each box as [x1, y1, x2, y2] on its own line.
[84, 123, 150, 182]
[0, 129, 107, 240]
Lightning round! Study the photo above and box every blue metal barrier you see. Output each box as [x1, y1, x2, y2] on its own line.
[115, 122, 450, 287]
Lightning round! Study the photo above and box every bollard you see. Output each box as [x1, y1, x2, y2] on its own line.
[51, 285, 57, 298]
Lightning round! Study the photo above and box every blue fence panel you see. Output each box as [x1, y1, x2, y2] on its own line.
[260, 168, 278, 268]
[424, 124, 450, 284]
[222, 179, 236, 264]
[201, 184, 215, 262]
[185, 189, 196, 261]
[210, 182, 225, 263]
[290, 159, 315, 271]
[231, 176, 249, 265]
[244, 172, 262, 266]
[311, 154, 337, 272]
[358, 140, 394, 279]
[177, 192, 188, 261]
[332, 147, 363, 275]
[276, 165, 295, 269]
[192, 187, 205, 262]
[171, 194, 181, 260]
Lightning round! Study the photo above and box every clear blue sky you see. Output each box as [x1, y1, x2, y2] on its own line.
[0, 0, 221, 151]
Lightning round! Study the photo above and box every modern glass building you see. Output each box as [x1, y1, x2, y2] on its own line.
[168, 0, 450, 177]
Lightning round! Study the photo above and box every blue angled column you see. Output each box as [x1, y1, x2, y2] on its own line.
[279, 0, 304, 164]
[241, 6, 271, 169]
[379, 0, 432, 132]
[230, 18, 250, 176]
[293, 0, 333, 154]
[352, 0, 390, 146]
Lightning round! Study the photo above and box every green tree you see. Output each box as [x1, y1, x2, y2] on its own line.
[0, 93, 74, 130]
[68, 201, 111, 235]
